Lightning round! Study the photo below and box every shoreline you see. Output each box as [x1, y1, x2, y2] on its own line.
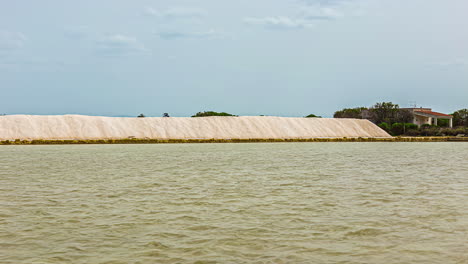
[1, 137, 467, 145]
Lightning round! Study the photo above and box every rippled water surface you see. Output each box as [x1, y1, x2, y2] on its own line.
[1, 143, 467, 264]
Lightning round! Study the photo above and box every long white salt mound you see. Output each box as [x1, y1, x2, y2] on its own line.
[0, 115, 391, 140]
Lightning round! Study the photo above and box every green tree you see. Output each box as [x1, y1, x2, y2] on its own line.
[395, 109, 413, 124]
[370, 102, 399, 124]
[305, 114, 322, 118]
[192, 111, 237, 117]
[333, 107, 367, 119]
[436, 119, 449, 127]
[452, 109, 468, 127]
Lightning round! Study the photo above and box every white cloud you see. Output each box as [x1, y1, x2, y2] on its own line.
[244, 0, 356, 30]
[301, 0, 351, 6]
[96, 34, 147, 56]
[244, 17, 314, 30]
[0, 30, 27, 50]
[299, 6, 343, 20]
[144, 7, 206, 19]
[158, 29, 221, 40]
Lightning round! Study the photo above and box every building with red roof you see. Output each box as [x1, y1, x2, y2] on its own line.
[401, 108, 453, 128]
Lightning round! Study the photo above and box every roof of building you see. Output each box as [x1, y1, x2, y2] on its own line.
[401, 107, 432, 111]
[414, 110, 452, 118]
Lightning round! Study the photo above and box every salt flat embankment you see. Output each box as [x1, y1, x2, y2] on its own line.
[0, 115, 391, 140]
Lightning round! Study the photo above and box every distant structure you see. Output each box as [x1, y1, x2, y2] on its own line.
[163, 113, 170, 117]
[401, 107, 453, 128]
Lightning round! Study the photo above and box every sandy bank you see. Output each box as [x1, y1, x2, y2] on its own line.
[0, 115, 391, 140]
[2, 137, 468, 145]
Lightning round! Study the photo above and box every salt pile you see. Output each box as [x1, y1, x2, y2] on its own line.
[0, 115, 391, 140]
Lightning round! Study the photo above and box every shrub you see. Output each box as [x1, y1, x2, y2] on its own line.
[192, 111, 237, 117]
[439, 127, 456, 136]
[405, 129, 421, 137]
[405, 123, 418, 130]
[334, 107, 367, 119]
[305, 114, 321, 118]
[420, 126, 441, 136]
[391, 123, 405, 136]
[445, 127, 468, 136]
[420, 124, 433, 129]
[378, 122, 390, 132]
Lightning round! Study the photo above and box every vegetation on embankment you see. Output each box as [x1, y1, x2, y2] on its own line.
[1, 137, 467, 145]
[191, 111, 237, 117]
[334, 103, 468, 127]
[378, 124, 468, 137]
[334, 102, 468, 136]
[305, 114, 322, 118]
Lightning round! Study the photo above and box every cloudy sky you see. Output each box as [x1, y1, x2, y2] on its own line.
[1, 0, 467, 117]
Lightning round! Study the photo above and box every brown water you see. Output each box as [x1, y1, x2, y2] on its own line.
[0, 143, 467, 264]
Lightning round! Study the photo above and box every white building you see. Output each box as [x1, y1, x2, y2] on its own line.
[402, 108, 453, 128]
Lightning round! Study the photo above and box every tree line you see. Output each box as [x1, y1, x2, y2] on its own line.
[333, 102, 468, 136]
[134, 106, 467, 136]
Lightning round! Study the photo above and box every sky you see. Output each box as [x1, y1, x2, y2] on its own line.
[0, 0, 467, 117]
